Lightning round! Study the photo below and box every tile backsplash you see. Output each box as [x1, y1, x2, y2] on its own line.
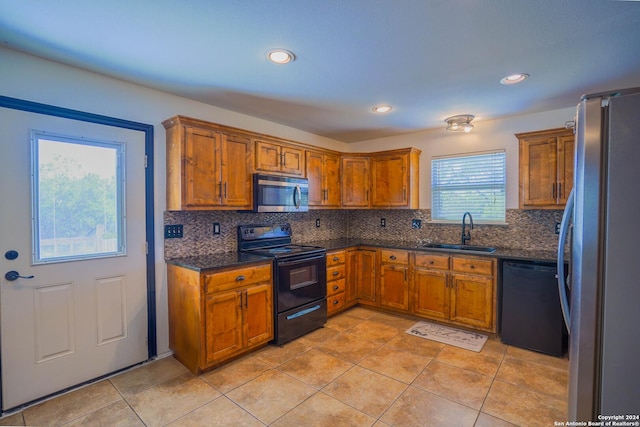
[164, 209, 562, 259]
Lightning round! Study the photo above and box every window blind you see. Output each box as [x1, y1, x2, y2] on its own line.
[431, 150, 506, 222]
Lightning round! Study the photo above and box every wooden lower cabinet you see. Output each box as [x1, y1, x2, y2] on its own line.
[168, 262, 273, 374]
[411, 253, 496, 333]
[326, 249, 347, 316]
[346, 248, 377, 306]
[379, 249, 409, 311]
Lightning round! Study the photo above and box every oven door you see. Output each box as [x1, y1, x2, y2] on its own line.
[276, 253, 326, 312]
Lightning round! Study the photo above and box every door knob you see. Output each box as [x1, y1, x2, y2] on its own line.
[4, 271, 34, 281]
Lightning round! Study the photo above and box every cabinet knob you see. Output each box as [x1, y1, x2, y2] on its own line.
[333, 285, 340, 291]
[390, 255, 397, 260]
[429, 261, 434, 265]
[333, 256, 340, 261]
[333, 271, 339, 276]
[236, 275, 246, 281]
[333, 300, 339, 305]
[470, 265, 475, 269]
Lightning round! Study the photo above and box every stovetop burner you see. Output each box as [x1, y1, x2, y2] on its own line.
[237, 224, 325, 259]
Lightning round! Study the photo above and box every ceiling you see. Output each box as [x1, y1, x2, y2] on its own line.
[1, 1, 639, 142]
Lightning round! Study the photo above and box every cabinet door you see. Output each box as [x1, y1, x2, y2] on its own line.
[345, 249, 359, 305]
[221, 134, 252, 208]
[281, 146, 304, 176]
[255, 139, 282, 173]
[183, 127, 221, 208]
[306, 151, 325, 206]
[324, 153, 341, 207]
[413, 269, 450, 320]
[204, 290, 243, 365]
[557, 135, 575, 205]
[372, 155, 408, 207]
[341, 157, 370, 207]
[356, 249, 377, 305]
[244, 283, 273, 348]
[450, 273, 493, 329]
[380, 265, 409, 311]
[520, 136, 558, 208]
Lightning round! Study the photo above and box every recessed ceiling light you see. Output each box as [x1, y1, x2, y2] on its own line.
[372, 105, 392, 113]
[267, 49, 295, 64]
[500, 73, 529, 85]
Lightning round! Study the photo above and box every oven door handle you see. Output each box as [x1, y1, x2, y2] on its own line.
[277, 253, 326, 266]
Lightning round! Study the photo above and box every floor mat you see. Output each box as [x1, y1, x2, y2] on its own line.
[405, 321, 488, 352]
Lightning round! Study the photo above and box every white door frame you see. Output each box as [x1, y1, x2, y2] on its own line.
[0, 95, 156, 411]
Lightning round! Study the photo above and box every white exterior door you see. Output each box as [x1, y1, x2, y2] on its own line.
[0, 107, 149, 410]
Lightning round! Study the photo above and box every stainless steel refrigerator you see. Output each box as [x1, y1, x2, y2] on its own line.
[558, 87, 640, 421]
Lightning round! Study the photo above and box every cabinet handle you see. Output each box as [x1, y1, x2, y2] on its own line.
[552, 182, 557, 199]
[223, 182, 227, 198]
[429, 261, 434, 265]
[236, 275, 246, 281]
[390, 255, 397, 260]
[333, 300, 339, 305]
[366, 189, 369, 201]
[239, 292, 244, 308]
[333, 256, 340, 261]
[332, 271, 339, 276]
[333, 285, 340, 291]
[403, 188, 407, 200]
[244, 291, 248, 308]
[470, 265, 475, 269]
[558, 183, 562, 198]
[280, 153, 285, 167]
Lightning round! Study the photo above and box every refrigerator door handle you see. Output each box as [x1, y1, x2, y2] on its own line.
[557, 188, 574, 332]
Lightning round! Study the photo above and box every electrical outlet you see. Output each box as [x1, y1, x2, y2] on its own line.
[316, 219, 320, 228]
[555, 222, 561, 234]
[412, 219, 422, 229]
[164, 224, 183, 238]
[380, 218, 386, 227]
[213, 223, 221, 235]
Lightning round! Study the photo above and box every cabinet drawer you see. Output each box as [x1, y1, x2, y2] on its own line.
[327, 292, 346, 314]
[327, 264, 346, 282]
[414, 253, 450, 270]
[451, 257, 493, 275]
[327, 278, 345, 296]
[205, 264, 272, 294]
[327, 250, 346, 266]
[380, 249, 409, 264]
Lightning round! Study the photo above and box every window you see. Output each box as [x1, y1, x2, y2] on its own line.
[431, 150, 506, 223]
[32, 131, 125, 263]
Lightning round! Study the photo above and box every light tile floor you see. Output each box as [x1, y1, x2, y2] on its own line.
[0, 307, 568, 426]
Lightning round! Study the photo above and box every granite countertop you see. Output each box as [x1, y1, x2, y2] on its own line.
[166, 239, 562, 271]
[303, 238, 561, 264]
[166, 252, 272, 272]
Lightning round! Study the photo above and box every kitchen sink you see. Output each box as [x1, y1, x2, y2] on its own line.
[419, 243, 497, 253]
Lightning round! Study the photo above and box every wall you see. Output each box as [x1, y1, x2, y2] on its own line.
[2, 46, 573, 356]
[0, 47, 346, 356]
[346, 108, 576, 209]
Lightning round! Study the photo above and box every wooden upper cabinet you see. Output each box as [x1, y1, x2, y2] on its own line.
[371, 149, 420, 208]
[343, 148, 420, 209]
[341, 156, 371, 208]
[517, 128, 575, 209]
[163, 116, 252, 210]
[306, 150, 341, 208]
[255, 139, 304, 176]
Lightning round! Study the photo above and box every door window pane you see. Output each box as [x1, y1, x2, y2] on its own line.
[32, 131, 125, 263]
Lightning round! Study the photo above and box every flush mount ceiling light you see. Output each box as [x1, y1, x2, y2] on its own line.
[445, 114, 475, 132]
[267, 49, 295, 64]
[500, 73, 529, 85]
[372, 105, 393, 113]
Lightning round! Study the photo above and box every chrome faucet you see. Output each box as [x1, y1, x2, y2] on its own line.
[461, 212, 474, 245]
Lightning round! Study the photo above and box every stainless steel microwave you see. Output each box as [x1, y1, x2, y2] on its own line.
[253, 174, 309, 212]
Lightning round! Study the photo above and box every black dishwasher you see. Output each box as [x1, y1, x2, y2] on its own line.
[500, 260, 567, 356]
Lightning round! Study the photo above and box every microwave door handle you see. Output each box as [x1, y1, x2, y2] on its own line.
[293, 185, 301, 208]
